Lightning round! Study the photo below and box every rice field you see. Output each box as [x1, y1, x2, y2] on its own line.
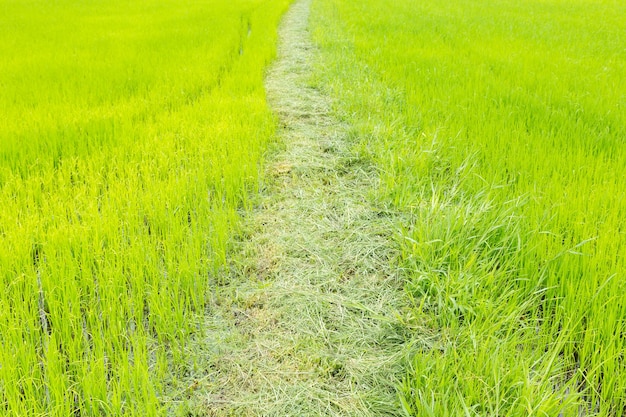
[310, 0, 626, 415]
[2, 0, 626, 415]
[0, 0, 289, 414]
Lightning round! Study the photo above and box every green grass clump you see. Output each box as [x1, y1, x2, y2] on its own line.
[311, 0, 625, 414]
[0, 0, 289, 414]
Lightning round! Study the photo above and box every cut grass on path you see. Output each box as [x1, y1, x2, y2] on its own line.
[178, 0, 411, 414]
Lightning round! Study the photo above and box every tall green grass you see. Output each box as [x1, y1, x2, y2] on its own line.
[311, 0, 625, 414]
[0, 0, 289, 414]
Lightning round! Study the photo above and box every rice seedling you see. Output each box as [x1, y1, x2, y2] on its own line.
[0, 0, 289, 414]
[310, 0, 626, 414]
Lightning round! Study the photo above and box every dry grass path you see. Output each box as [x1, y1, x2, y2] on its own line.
[182, 0, 409, 414]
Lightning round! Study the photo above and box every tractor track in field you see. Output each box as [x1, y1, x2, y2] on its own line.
[180, 0, 409, 415]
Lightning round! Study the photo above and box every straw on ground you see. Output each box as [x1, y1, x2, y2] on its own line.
[179, 0, 409, 415]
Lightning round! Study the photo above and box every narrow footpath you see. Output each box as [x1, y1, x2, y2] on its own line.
[190, 0, 408, 415]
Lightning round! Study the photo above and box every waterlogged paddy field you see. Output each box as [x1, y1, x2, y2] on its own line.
[0, 0, 289, 414]
[311, 0, 626, 415]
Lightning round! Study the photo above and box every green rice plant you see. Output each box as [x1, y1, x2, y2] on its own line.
[311, 0, 626, 414]
[0, 0, 289, 414]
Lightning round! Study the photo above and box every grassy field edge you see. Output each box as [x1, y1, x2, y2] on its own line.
[309, 0, 625, 415]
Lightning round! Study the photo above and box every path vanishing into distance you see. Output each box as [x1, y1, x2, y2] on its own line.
[184, 0, 408, 415]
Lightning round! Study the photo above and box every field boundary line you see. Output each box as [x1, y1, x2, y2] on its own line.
[181, 0, 410, 414]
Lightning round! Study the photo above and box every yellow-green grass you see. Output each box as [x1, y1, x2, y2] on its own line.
[0, 0, 289, 414]
[311, 0, 625, 414]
